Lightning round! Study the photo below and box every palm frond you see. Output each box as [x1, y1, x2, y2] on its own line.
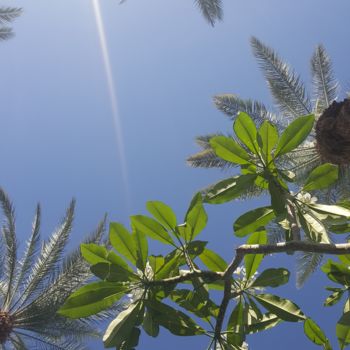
[213, 94, 283, 127]
[187, 133, 236, 168]
[251, 37, 312, 119]
[311, 44, 338, 112]
[0, 188, 18, 310]
[194, 0, 223, 26]
[296, 251, 323, 288]
[9, 205, 41, 306]
[0, 26, 14, 40]
[0, 7, 22, 24]
[15, 200, 75, 309]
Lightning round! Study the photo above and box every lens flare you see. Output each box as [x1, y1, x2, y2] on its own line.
[91, 0, 131, 213]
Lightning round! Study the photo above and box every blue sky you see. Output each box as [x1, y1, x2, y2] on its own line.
[2, 0, 350, 348]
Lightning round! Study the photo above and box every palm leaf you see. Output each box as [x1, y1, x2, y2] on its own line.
[0, 188, 18, 310]
[14, 218, 106, 319]
[187, 133, 236, 168]
[194, 0, 223, 26]
[15, 200, 75, 309]
[296, 251, 323, 288]
[213, 94, 283, 127]
[0, 7, 22, 24]
[9, 205, 41, 307]
[311, 44, 338, 113]
[0, 26, 14, 40]
[251, 37, 312, 119]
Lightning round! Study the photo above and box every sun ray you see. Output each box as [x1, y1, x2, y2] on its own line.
[91, 0, 131, 214]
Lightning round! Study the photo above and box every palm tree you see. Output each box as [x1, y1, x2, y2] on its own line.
[0, 7, 22, 41]
[0, 188, 106, 349]
[120, 0, 223, 26]
[188, 37, 346, 189]
[187, 37, 349, 286]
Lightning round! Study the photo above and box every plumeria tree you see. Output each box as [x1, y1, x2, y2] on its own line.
[60, 113, 350, 350]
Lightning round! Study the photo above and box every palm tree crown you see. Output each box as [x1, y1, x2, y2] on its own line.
[0, 188, 105, 349]
[188, 37, 350, 286]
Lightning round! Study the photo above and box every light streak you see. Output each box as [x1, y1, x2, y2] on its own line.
[91, 0, 131, 213]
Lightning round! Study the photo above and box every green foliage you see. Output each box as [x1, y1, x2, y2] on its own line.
[59, 113, 350, 349]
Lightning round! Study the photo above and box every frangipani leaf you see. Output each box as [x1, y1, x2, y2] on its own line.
[337, 312, 350, 350]
[234, 207, 275, 237]
[304, 318, 331, 349]
[244, 230, 267, 280]
[184, 192, 208, 241]
[204, 174, 257, 204]
[59, 281, 129, 318]
[253, 293, 306, 322]
[324, 289, 344, 307]
[146, 201, 177, 231]
[303, 163, 338, 191]
[199, 248, 227, 272]
[210, 136, 251, 165]
[234, 112, 259, 154]
[103, 302, 143, 348]
[247, 313, 282, 334]
[275, 115, 314, 157]
[146, 300, 205, 336]
[251, 268, 290, 288]
[110, 223, 137, 265]
[131, 215, 174, 245]
[322, 260, 350, 286]
[258, 120, 279, 163]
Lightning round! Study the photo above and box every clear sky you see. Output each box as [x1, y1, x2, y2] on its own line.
[2, 0, 350, 349]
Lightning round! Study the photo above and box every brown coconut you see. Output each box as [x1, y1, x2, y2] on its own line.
[0, 312, 13, 344]
[315, 99, 350, 165]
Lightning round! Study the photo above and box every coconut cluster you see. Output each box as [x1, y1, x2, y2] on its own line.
[315, 99, 350, 165]
[0, 311, 13, 344]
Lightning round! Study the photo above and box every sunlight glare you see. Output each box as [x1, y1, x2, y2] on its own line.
[91, 0, 131, 213]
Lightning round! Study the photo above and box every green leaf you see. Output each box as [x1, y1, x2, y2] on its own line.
[324, 290, 344, 307]
[184, 192, 208, 241]
[329, 223, 350, 234]
[234, 206, 275, 237]
[132, 229, 148, 271]
[322, 260, 350, 286]
[268, 179, 286, 216]
[298, 211, 330, 243]
[103, 302, 143, 348]
[199, 248, 227, 272]
[253, 293, 306, 322]
[81, 243, 109, 265]
[146, 201, 177, 231]
[154, 252, 180, 280]
[143, 309, 159, 337]
[110, 223, 137, 265]
[131, 215, 174, 245]
[210, 136, 251, 165]
[204, 174, 257, 204]
[247, 313, 282, 334]
[119, 327, 140, 350]
[304, 318, 331, 349]
[234, 112, 259, 154]
[258, 120, 279, 163]
[275, 115, 314, 156]
[90, 262, 137, 282]
[251, 268, 290, 288]
[227, 300, 245, 346]
[308, 204, 350, 219]
[337, 312, 350, 349]
[170, 289, 219, 320]
[147, 300, 205, 336]
[59, 281, 130, 318]
[244, 230, 267, 280]
[303, 163, 338, 191]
